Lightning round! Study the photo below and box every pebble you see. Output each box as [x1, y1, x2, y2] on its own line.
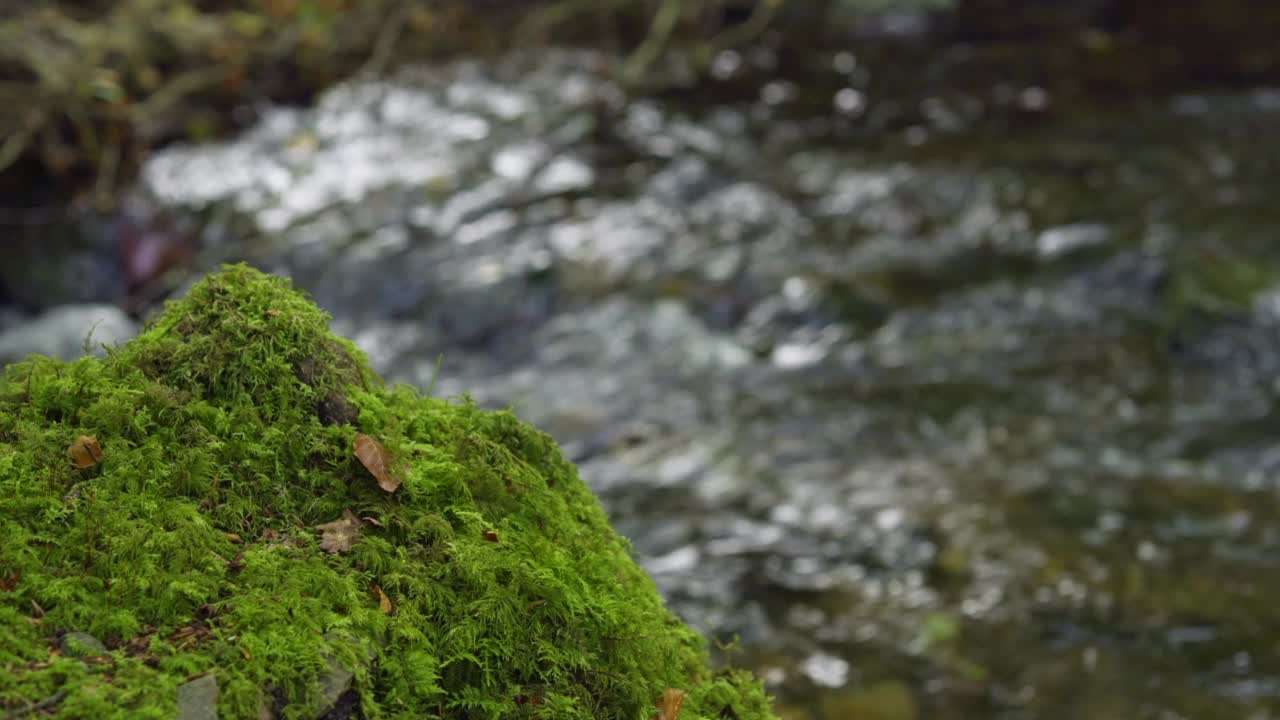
[0, 304, 136, 364]
[59, 631, 107, 657]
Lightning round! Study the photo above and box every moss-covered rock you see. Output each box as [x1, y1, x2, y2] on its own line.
[0, 264, 775, 720]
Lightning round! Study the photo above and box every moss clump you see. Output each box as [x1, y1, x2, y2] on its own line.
[0, 264, 775, 720]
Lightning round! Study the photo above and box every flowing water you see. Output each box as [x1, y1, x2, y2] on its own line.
[8, 48, 1280, 719]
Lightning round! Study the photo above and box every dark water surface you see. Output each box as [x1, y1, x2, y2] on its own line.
[8, 49, 1280, 719]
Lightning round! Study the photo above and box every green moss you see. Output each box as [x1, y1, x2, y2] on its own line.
[0, 264, 775, 720]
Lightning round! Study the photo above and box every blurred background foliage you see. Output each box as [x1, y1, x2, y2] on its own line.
[5, 0, 1280, 210]
[0, 0, 490, 205]
[0, 0, 889, 203]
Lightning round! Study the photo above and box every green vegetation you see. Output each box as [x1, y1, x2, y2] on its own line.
[0, 0, 480, 205]
[0, 264, 775, 719]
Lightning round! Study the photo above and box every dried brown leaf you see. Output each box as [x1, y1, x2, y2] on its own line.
[224, 533, 242, 544]
[354, 433, 402, 492]
[482, 529, 499, 543]
[68, 435, 104, 468]
[0, 571, 20, 592]
[316, 509, 363, 554]
[373, 583, 393, 614]
[656, 688, 684, 720]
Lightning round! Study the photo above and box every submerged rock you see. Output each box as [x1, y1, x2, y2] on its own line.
[0, 264, 774, 719]
[0, 304, 136, 364]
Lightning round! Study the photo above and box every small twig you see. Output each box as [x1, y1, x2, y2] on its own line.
[93, 129, 121, 210]
[426, 354, 444, 397]
[128, 68, 221, 135]
[81, 319, 106, 357]
[357, 5, 411, 79]
[66, 103, 100, 156]
[2, 690, 68, 720]
[621, 0, 685, 84]
[704, 0, 784, 58]
[0, 123, 32, 174]
[515, 0, 596, 44]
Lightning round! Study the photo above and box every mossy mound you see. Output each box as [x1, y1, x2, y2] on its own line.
[0, 264, 775, 720]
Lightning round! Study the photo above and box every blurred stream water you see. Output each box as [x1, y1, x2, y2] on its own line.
[6, 48, 1280, 719]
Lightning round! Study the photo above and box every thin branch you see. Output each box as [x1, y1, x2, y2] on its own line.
[621, 0, 685, 84]
[427, 354, 444, 397]
[0, 123, 32, 174]
[93, 130, 121, 209]
[515, 0, 596, 44]
[128, 68, 221, 136]
[705, 0, 785, 57]
[357, 5, 412, 79]
[1, 690, 68, 720]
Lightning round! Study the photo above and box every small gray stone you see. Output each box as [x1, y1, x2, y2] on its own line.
[177, 674, 219, 720]
[59, 631, 107, 657]
[317, 633, 360, 716]
[318, 657, 355, 713]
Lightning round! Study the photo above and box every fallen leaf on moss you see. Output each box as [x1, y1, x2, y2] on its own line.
[316, 510, 363, 553]
[656, 688, 684, 720]
[482, 530, 499, 543]
[224, 533, 242, 543]
[67, 435, 104, 468]
[373, 583, 392, 614]
[0, 571, 19, 592]
[354, 433, 402, 492]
